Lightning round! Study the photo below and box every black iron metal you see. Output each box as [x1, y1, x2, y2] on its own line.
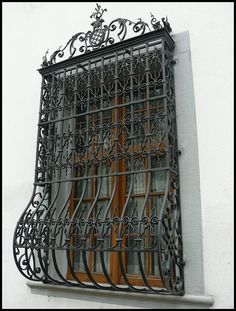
[41, 3, 172, 68]
[13, 4, 184, 296]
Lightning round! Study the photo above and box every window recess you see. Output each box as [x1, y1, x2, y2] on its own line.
[13, 4, 184, 296]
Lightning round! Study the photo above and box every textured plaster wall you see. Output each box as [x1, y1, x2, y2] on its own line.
[3, 2, 233, 309]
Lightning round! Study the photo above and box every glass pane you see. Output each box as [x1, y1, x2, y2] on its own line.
[133, 101, 145, 145]
[134, 102, 145, 116]
[103, 129, 112, 152]
[126, 159, 146, 194]
[74, 201, 89, 220]
[149, 52, 163, 97]
[73, 248, 81, 271]
[125, 197, 144, 218]
[101, 177, 111, 198]
[134, 174, 145, 195]
[149, 250, 160, 277]
[74, 178, 92, 199]
[151, 157, 166, 193]
[95, 165, 111, 197]
[92, 236, 111, 273]
[93, 199, 110, 239]
[75, 114, 86, 154]
[73, 245, 87, 272]
[124, 100, 146, 145]
[149, 99, 165, 142]
[148, 196, 163, 276]
[150, 196, 163, 219]
[149, 98, 164, 113]
[91, 199, 111, 273]
[126, 236, 145, 275]
[94, 199, 109, 220]
[102, 105, 112, 152]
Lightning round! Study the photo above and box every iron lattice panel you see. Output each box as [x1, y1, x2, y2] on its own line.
[13, 30, 184, 295]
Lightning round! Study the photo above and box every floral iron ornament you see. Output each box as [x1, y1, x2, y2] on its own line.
[14, 5, 185, 295]
[41, 3, 172, 67]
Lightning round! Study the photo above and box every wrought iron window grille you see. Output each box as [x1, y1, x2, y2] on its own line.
[13, 4, 184, 296]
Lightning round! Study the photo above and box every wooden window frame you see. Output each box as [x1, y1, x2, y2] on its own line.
[67, 93, 165, 288]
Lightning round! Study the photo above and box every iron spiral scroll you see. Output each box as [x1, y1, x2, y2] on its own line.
[13, 3, 184, 296]
[13, 175, 184, 294]
[41, 3, 172, 67]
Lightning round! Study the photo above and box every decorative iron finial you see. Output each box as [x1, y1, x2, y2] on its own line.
[90, 3, 107, 20]
[41, 4, 172, 68]
[41, 49, 49, 67]
[150, 13, 172, 33]
[161, 16, 172, 33]
[150, 12, 162, 30]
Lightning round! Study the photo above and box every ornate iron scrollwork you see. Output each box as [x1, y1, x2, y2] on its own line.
[41, 3, 172, 67]
[13, 4, 184, 296]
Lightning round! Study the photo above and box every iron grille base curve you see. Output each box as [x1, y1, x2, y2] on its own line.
[13, 6, 184, 296]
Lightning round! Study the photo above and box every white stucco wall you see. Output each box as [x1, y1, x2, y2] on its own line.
[3, 2, 233, 309]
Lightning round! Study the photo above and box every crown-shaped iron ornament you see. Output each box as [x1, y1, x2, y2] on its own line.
[41, 3, 172, 68]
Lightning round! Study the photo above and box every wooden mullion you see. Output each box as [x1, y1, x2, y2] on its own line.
[119, 96, 128, 279]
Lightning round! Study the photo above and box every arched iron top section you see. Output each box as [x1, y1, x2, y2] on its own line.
[41, 3, 172, 69]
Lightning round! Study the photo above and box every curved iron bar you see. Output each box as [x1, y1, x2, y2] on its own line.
[78, 103, 116, 290]
[98, 177, 122, 290]
[80, 160, 109, 287]
[41, 4, 171, 67]
[97, 51, 129, 291]
[136, 171, 156, 292]
[117, 174, 139, 291]
[13, 76, 51, 281]
[116, 46, 146, 292]
[49, 182, 75, 285]
[13, 185, 48, 281]
[94, 56, 123, 290]
[156, 171, 184, 295]
[65, 169, 93, 287]
[78, 60, 108, 290]
[66, 63, 90, 284]
[47, 69, 78, 285]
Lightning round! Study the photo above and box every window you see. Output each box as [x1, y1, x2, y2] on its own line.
[68, 83, 166, 287]
[13, 4, 184, 296]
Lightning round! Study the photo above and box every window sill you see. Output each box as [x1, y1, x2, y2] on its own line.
[27, 281, 214, 309]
